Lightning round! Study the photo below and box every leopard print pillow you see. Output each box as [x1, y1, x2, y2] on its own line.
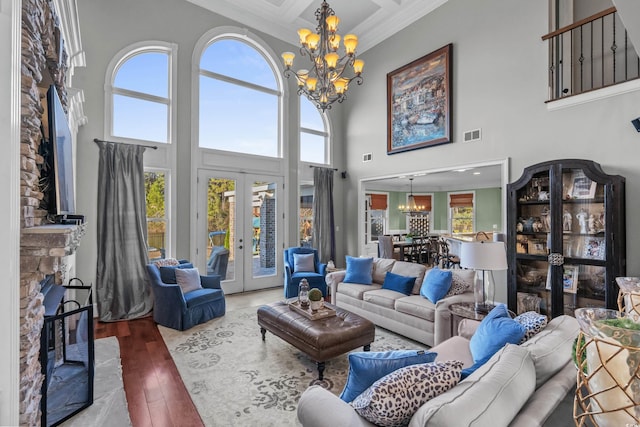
[445, 270, 474, 297]
[351, 360, 463, 427]
[514, 311, 548, 343]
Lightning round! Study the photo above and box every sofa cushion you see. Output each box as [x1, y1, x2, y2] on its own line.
[420, 268, 453, 303]
[445, 269, 475, 297]
[470, 304, 525, 364]
[372, 258, 396, 284]
[381, 271, 416, 295]
[519, 315, 579, 388]
[363, 289, 406, 310]
[293, 253, 315, 272]
[344, 256, 374, 284]
[411, 344, 536, 426]
[395, 295, 436, 322]
[352, 360, 463, 427]
[339, 350, 438, 403]
[174, 268, 203, 294]
[388, 261, 427, 294]
[159, 263, 194, 284]
[514, 311, 548, 343]
[338, 282, 383, 301]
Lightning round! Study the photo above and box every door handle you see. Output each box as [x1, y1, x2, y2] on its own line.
[238, 245, 243, 249]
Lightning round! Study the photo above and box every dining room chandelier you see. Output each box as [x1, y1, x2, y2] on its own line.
[281, 1, 364, 112]
[399, 178, 428, 214]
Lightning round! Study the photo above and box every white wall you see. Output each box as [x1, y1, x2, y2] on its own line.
[342, 0, 640, 280]
[0, 0, 21, 424]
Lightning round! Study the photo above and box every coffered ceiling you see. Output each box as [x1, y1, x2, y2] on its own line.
[185, 0, 448, 53]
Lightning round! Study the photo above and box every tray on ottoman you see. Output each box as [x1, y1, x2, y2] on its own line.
[288, 300, 336, 320]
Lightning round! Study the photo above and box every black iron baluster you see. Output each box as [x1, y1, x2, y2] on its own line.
[579, 25, 584, 93]
[611, 13, 617, 84]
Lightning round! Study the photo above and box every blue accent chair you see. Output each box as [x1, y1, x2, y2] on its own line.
[146, 260, 225, 330]
[283, 247, 327, 299]
[207, 245, 229, 279]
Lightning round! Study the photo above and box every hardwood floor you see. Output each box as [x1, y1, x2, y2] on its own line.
[93, 288, 282, 427]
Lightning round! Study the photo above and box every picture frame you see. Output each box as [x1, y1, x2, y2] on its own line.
[529, 239, 547, 255]
[569, 172, 597, 199]
[387, 44, 452, 154]
[546, 264, 579, 294]
[583, 237, 605, 260]
[562, 265, 579, 294]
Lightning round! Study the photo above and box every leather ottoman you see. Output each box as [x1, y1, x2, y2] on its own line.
[257, 301, 375, 380]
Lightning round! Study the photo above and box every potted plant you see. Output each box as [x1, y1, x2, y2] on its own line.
[308, 288, 324, 311]
[405, 233, 415, 243]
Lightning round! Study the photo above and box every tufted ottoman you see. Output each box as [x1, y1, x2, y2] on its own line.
[257, 301, 375, 380]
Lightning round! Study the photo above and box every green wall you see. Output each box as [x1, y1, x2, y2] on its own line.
[385, 187, 501, 233]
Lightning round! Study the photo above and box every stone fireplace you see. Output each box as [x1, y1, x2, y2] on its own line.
[20, 0, 86, 425]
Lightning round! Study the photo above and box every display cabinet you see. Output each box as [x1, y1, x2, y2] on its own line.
[507, 159, 625, 318]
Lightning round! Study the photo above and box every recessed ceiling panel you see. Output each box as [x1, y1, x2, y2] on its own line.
[300, 0, 381, 34]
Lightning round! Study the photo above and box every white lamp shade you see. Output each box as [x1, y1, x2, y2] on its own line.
[460, 241, 507, 270]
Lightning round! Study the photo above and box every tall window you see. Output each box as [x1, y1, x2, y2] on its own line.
[145, 170, 168, 259]
[199, 38, 280, 157]
[111, 49, 172, 143]
[449, 192, 475, 234]
[300, 97, 329, 164]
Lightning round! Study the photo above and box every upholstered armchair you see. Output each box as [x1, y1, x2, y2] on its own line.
[146, 259, 225, 330]
[283, 247, 327, 299]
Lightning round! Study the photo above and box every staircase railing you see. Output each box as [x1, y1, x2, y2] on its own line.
[542, 7, 640, 102]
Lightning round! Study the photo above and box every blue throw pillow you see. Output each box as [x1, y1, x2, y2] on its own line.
[420, 268, 453, 303]
[339, 350, 437, 403]
[159, 263, 194, 284]
[344, 256, 374, 284]
[469, 304, 526, 364]
[381, 271, 416, 295]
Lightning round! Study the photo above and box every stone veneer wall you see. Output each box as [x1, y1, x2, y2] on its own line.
[19, 1, 82, 425]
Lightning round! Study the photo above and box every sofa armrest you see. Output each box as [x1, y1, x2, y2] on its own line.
[326, 270, 347, 304]
[433, 292, 476, 345]
[458, 318, 481, 339]
[297, 385, 376, 427]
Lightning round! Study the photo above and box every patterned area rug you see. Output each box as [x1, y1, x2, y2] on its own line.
[158, 305, 429, 427]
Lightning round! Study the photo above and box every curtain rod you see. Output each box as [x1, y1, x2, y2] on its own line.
[93, 138, 158, 150]
[309, 165, 338, 171]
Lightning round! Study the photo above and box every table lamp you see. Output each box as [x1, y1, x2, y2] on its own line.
[460, 241, 507, 313]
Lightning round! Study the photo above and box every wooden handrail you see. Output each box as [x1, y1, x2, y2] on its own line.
[541, 6, 616, 41]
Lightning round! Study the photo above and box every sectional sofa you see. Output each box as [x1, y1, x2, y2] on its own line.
[326, 258, 476, 347]
[298, 314, 580, 426]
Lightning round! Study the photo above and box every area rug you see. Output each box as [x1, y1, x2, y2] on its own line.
[60, 336, 131, 427]
[158, 306, 429, 426]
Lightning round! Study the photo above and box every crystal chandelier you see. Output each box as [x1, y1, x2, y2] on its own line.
[399, 178, 427, 214]
[281, 1, 364, 112]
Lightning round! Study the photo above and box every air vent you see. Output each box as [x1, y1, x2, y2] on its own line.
[463, 128, 482, 142]
[363, 153, 372, 162]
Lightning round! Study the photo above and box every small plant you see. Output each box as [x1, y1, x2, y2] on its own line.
[572, 334, 587, 374]
[308, 288, 323, 302]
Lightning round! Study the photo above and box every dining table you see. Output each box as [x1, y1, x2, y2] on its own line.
[392, 235, 439, 264]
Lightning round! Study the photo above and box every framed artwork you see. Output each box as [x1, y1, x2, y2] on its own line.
[546, 264, 579, 293]
[569, 172, 597, 199]
[529, 239, 547, 255]
[387, 44, 452, 154]
[583, 237, 605, 260]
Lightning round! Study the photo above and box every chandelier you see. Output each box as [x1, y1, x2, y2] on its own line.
[281, 1, 364, 112]
[399, 178, 428, 214]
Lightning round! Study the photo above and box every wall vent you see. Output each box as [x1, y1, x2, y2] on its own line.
[362, 153, 372, 162]
[463, 128, 482, 142]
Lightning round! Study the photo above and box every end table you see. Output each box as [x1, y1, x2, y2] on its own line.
[448, 302, 495, 337]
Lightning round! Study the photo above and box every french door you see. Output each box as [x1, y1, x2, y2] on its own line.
[197, 170, 283, 294]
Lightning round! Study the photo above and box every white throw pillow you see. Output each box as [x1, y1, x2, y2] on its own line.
[174, 268, 202, 294]
[293, 253, 315, 272]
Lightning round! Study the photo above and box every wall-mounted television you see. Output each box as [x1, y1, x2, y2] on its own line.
[47, 85, 76, 216]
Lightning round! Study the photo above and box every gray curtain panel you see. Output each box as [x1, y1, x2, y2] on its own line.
[312, 167, 336, 263]
[95, 141, 152, 321]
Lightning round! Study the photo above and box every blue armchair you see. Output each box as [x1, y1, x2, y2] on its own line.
[146, 260, 225, 330]
[283, 247, 327, 299]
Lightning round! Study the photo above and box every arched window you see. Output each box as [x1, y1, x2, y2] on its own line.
[300, 96, 329, 164]
[109, 45, 175, 143]
[199, 37, 281, 157]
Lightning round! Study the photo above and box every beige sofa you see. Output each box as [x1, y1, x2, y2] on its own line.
[326, 258, 475, 347]
[298, 315, 580, 427]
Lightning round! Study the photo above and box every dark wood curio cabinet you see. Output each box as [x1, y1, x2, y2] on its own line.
[507, 159, 625, 318]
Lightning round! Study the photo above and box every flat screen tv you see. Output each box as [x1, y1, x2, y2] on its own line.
[47, 85, 76, 215]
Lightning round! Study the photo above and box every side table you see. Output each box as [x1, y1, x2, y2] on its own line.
[448, 302, 494, 337]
